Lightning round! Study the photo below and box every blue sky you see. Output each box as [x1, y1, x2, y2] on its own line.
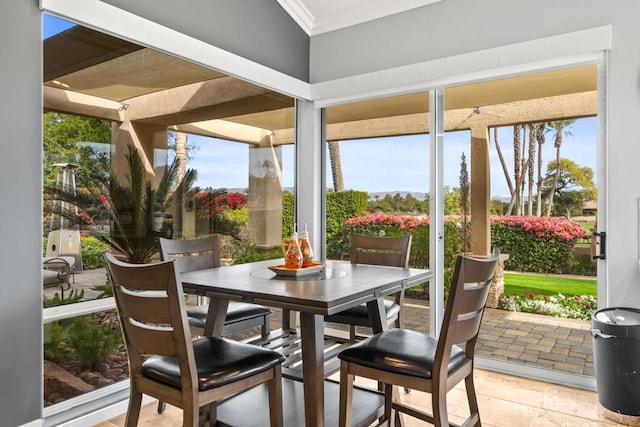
[44, 14, 597, 199]
[43, 14, 74, 38]
[188, 117, 597, 198]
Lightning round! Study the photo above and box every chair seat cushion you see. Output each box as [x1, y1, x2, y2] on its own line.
[141, 336, 285, 391]
[325, 299, 400, 327]
[338, 328, 467, 379]
[186, 302, 271, 328]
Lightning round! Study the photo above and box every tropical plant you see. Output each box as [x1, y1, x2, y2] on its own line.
[535, 123, 546, 215]
[511, 124, 523, 215]
[545, 120, 575, 216]
[459, 152, 470, 254]
[45, 144, 196, 263]
[492, 126, 514, 203]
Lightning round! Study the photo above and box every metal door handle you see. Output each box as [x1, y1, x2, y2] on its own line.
[591, 231, 606, 260]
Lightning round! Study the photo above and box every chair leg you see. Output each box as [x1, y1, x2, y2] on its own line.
[157, 400, 166, 413]
[383, 383, 394, 424]
[261, 314, 271, 338]
[208, 402, 218, 426]
[339, 361, 354, 427]
[267, 365, 284, 427]
[182, 402, 199, 427]
[349, 325, 357, 341]
[125, 388, 142, 427]
[465, 373, 481, 426]
[432, 388, 449, 427]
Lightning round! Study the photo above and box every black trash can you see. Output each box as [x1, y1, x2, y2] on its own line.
[592, 307, 640, 416]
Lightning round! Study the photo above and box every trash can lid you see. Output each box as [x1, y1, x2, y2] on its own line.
[592, 307, 640, 338]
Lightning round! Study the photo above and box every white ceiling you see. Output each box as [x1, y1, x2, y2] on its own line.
[277, 0, 443, 36]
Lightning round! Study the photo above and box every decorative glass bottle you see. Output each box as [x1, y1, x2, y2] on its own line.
[299, 229, 314, 267]
[284, 231, 303, 268]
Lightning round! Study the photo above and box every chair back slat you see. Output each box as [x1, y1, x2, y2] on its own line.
[439, 248, 500, 348]
[351, 234, 411, 268]
[159, 235, 220, 272]
[106, 253, 195, 368]
[123, 321, 178, 356]
[115, 289, 173, 325]
[448, 311, 485, 344]
[453, 280, 494, 317]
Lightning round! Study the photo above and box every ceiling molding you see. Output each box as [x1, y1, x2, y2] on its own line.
[278, 0, 444, 36]
[276, 0, 315, 36]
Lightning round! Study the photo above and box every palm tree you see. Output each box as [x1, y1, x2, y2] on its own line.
[493, 126, 514, 201]
[545, 120, 575, 216]
[174, 131, 188, 184]
[527, 125, 536, 215]
[535, 123, 546, 216]
[172, 131, 189, 238]
[328, 140, 344, 191]
[45, 144, 196, 263]
[511, 124, 523, 215]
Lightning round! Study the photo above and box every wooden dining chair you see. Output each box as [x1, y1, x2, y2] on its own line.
[338, 248, 500, 427]
[325, 234, 412, 340]
[105, 253, 285, 427]
[159, 236, 271, 339]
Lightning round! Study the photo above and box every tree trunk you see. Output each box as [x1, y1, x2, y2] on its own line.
[546, 131, 564, 216]
[175, 131, 188, 184]
[535, 124, 545, 216]
[513, 125, 522, 215]
[173, 132, 188, 238]
[328, 140, 344, 191]
[527, 125, 535, 215]
[493, 127, 514, 196]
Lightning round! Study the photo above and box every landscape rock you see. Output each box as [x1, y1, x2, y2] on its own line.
[44, 360, 94, 404]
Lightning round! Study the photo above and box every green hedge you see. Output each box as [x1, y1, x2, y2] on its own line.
[283, 190, 368, 259]
[343, 215, 463, 297]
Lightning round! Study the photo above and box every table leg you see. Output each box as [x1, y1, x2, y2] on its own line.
[203, 298, 229, 337]
[281, 308, 299, 330]
[366, 297, 388, 334]
[299, 312, 324, 427]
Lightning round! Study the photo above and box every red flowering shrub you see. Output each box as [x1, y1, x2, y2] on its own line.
[491, 215, 587, 274]
[198, 192, 248, 218]
[343, 214, 464, 297]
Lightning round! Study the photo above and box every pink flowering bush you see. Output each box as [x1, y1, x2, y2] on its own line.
[491, 216, 587, 274]
[344, 214, 463, 297]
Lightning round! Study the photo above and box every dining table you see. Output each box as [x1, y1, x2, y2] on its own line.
[180, 258, 432, 427]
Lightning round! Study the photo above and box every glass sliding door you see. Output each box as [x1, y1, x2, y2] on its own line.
[442, 65, 600, 386]
[323, 92, 432, 337]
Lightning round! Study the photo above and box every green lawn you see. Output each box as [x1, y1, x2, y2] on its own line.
[503, 272, 596, 297]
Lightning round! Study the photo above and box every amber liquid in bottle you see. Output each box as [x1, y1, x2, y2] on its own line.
[299, 230, 314, 267]
[284, 232, 303, 268]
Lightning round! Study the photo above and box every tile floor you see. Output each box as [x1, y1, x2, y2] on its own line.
[95, 368, 622, 426]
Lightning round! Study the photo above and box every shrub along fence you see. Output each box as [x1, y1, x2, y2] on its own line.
[337, 213, 591, 275]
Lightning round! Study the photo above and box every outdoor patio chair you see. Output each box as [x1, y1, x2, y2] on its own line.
[325, 234, 412, 340]
[159, 236, 272, 339]
[42, 256, 75, 298]
[337, 248, 500, 427]
[105, 253, 285, 427]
